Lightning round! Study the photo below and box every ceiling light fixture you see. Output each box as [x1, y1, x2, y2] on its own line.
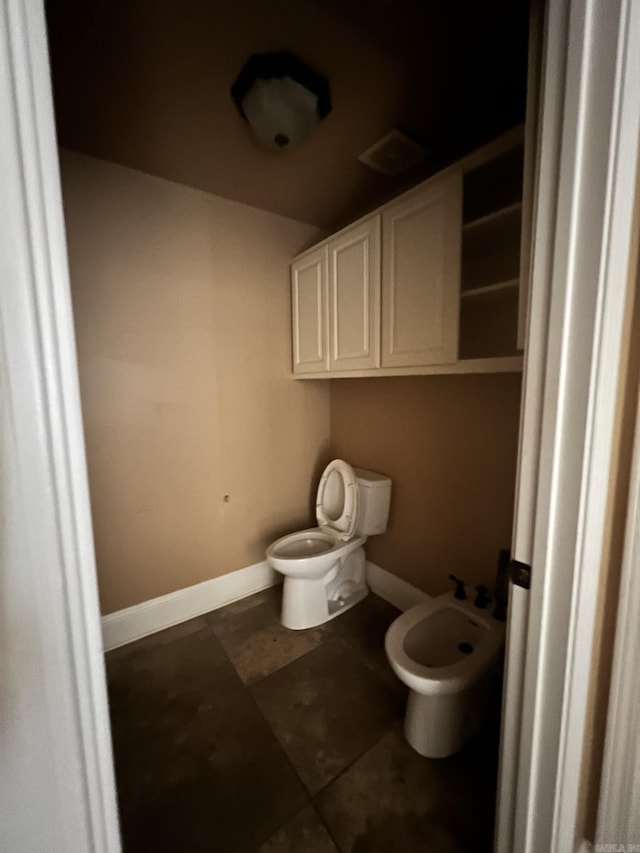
[231, 52, 331, 151]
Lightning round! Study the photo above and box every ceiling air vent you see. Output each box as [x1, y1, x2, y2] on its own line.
[358, 130, 427, 177]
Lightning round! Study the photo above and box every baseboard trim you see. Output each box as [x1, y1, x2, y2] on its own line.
[366, 562, 430, 611]
[101, 561, 279, 651]
[102, 560, 424, 651]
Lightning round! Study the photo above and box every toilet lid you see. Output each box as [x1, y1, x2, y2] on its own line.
[315, 459, 358, 540]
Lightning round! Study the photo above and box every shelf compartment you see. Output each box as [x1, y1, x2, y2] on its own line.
[461, 204, 522, 292]
[461, 278, 519, 300]
[459, 283, 520, 360]
[463, 145, 525, 224]
[463, 201, 523, 234]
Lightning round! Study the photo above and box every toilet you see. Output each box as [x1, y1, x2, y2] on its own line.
[266, 459, 392, 630]
[385, 590, 505, 758]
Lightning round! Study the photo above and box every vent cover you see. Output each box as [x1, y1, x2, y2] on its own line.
[358, 130, 427, 176]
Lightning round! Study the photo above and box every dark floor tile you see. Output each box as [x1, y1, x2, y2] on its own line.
[208, 584, 323, 684]
[106, 587, 499, 853]
[250, 639, 403, 795]
[259, 805, 338, 853]
[320, 595, 404, 694]
[205, 585, 282, 626]
[315, 725, 497, 853]
[220, 621, 324, 685]
[107, 628, 306, 853]
[107, 614, 211, 662]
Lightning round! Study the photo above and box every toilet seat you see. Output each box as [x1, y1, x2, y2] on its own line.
[315, 459, 358, 541]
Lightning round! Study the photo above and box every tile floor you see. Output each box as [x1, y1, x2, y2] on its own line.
[106, 587, 500, 852]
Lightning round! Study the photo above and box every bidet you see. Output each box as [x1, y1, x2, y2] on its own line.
[385, 591, 506, 757]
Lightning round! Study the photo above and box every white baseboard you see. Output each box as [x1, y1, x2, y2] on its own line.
[366, 561, 430, 611]
[101, 561, 278, 651]
[102, 560, 424, 651]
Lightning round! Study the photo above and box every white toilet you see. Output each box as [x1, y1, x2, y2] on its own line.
[266, 459, 392, 630]
[385, 590, 505, 758]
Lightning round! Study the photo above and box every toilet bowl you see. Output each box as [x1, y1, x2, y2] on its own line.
[385, 591, 505, 758]
[265, 460, 392, 630]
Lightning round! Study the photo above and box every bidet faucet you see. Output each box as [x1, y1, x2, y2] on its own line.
[448, 574, 467, 600]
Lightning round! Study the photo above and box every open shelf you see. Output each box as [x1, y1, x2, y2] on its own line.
[459, 283, 520, 360]
[457, 135, 526, 364]
[461, 278, 519, 300]
[463, 201, 523, 235]
[463, 144, 525, 224]
[461, 203, 522, 293]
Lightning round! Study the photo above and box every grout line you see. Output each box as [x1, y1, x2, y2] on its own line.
[209, 593, 404, 850]
[311, 722, 395, 803]
[313, 803, 344, 853]
[243, 678, 315, 839]
[252, 802, 312, 850]
[108, 590, 403, 851]
[205, 615, 319, 846]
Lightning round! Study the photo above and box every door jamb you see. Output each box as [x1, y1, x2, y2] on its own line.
[505, 0, 640, 850]
[0, 1, 120, 849]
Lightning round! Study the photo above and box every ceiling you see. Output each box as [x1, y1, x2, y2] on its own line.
[45, 0, 530, 230]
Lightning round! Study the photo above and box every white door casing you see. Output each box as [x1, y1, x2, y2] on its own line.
[0, 1, 121, 850]
[596, 374, 640, 847]
[496, 0, 640, 851]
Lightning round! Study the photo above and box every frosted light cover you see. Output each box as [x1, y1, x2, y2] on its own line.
[241, 76, 321, 150]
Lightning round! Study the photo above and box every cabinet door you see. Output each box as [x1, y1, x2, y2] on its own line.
[291, 246, 329, 374]
[328, 216, 381, 372]
[381, 171, 462, 367]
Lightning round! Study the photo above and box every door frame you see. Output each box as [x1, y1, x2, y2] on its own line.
[596, 373, 640, 846]
[0, 1, 120, 850]
[499, 0, 640, 850]
[3, 0, 640, 850]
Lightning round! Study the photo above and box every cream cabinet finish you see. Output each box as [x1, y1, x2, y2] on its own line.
[291, 246, 329, 374]
[291, 172, 462, 376]
[381, 171, 462, 367]
[290, 128, 528, 379]
[328, 216, 380, 371]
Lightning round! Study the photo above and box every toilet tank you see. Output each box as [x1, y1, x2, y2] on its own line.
[353, 468, 392, 536]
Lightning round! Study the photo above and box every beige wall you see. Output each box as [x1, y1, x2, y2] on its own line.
[61, 151, 330, 614]
[330, 375, 522, 595]
[62, 150, 522, 614]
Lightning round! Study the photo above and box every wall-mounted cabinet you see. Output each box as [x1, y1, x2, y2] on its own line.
[381, 172, 461, 368]
[292, 216, 381, 375]
[328, 216, 380, 372]
[291, 246, 329, 374]
[291, 126, 532, 379]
